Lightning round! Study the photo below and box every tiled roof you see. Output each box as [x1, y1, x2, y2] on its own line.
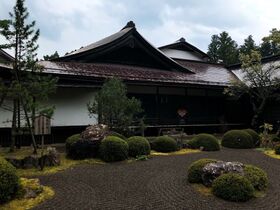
[39, 60, 234, 86]
[174, 59, 237, 85]
[63, 27, 133, 57]
[229, 55, 280, 81]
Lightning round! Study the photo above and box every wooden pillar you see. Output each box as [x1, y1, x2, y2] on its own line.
[156, 86, 159, 124]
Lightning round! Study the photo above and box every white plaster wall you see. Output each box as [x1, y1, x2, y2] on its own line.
[0, 100, 13, 128]
[161, 49, 204, 61]
[48, 87, 97, 126]
[0, 87, 98, 128]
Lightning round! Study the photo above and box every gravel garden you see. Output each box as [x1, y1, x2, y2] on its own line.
[0, 125, 280, 210]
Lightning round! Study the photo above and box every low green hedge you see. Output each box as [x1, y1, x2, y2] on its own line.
[212, 173, 254, 202]
[275, 144, 280, 155]
[187, 158, 217, 183]
[222, 130, 254, 149]
[153, 136, 177, 152]
[187, 134, 220, 151]
[99, 136, 129, 162]
[243, 129, 260, 146]
[244, 165, 268, 191]
[0, 157, 20, 203]
[127, 136, 151, 157]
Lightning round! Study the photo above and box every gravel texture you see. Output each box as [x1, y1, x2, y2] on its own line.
[34, 148, 280, 210]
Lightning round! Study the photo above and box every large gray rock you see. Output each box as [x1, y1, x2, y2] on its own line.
[202, 161, 244, 187]
[80, 124, 108, 142]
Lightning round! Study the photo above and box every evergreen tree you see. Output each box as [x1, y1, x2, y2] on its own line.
[207, 35, 220, 63]
[260, 40, 273, 57]
[43, 51, 59, 61]
[207, 31, 239, 65]
[239, 35, 258, 55]
[87, 78, 142, 134]
[260, 28, 280, 57]
[0, 0, 57, 153]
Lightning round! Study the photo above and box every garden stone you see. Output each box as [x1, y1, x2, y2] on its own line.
[202, 161, 244, 187]
[22, 155, 39, 169]
[81, 124, 108, 142]
[40, 147, 61, 167]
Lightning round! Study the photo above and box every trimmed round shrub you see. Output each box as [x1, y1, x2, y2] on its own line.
[212, 173, 254, 202]
[153, 136, 177, 152]
[222, 130, 254, 149]
[187, 134, 220, 151]
[146, 137, 157, 150]
[65, 134, 80, 154]
[127, 136, 151, 157]
[0, 157, 20, 203]
[275, 144, 280, 155]
[187, 158, 217, 183]
[99, 136, 129, 162]
[66, 133, 101, 160]
[244, 165, 268, 191]
[108, 131, 126, 140]
[69, 140, 101, 160]
[243, 129, 260, 146]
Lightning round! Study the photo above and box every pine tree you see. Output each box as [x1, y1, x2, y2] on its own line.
[0, 0, 57, 153]
[207, 31, 239, 65]
[87, 78, 142, 134]
[260, 41, 273, 57]
[239, 35, 258, 55]
[43, 51, 59, 61]
[207, 35, 220, 63]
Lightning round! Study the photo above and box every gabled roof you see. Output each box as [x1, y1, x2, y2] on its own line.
[39, 60, 233, 86]
[56, 21, 193, 73]
[0, 49, 14, 63]
[159, 38, 210, 60]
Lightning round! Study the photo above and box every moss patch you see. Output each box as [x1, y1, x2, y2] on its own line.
[0, 147, 45, 159]
[0, 178, 54, 210]
[263, 149, 280, 160]
[192, 184, 213, 196]
[151, 148, 200, 156]
[17, 154, 104, 177]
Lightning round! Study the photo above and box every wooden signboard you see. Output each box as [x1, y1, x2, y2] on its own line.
[34, 115, 51, 135]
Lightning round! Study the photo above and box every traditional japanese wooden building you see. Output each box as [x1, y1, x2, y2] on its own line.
[0, 21, 270, 144]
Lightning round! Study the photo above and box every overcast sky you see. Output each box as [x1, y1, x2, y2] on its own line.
[0, 0, 279, 59]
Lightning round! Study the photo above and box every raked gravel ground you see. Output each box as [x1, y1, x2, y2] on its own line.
[33, 148, 280, 210]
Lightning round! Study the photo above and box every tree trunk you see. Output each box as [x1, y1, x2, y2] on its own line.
[10, 99, 17, 152]
[21, 99, 37, 154]
[251, 98, 267, 128]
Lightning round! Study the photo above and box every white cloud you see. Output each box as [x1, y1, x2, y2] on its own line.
[1, 0, 280, 57]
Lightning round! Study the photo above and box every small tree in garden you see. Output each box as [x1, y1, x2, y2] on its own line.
[0, 0, 57, 153]
[87, 78, 142, 134]
[259, 123, 274, 148]
[224, 50, 280, 128]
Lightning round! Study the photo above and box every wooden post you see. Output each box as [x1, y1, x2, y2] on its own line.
[34, 115, 51, 170]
